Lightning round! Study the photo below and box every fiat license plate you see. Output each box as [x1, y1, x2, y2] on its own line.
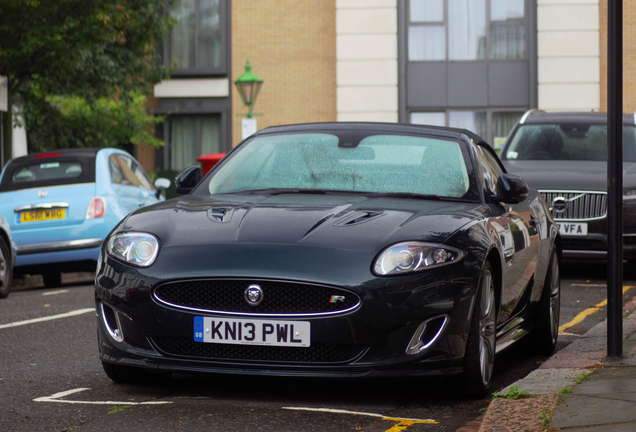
[19, 208, 66, 223]
[194, 317, 310, 347]
[557, 222, 588, 236]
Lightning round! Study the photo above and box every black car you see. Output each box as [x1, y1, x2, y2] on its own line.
[500, 110, 636, 261]
[95, 122, 560, 397]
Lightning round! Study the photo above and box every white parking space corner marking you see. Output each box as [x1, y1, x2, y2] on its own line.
[0, 308, 94, 330]
[43, 289, 70, 296]
[33, 387, 172, 405]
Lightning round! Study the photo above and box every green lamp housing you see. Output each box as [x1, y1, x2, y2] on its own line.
[234, 60, 263, 118]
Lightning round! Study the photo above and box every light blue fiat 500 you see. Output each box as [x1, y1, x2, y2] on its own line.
[0, 148, 169, 288]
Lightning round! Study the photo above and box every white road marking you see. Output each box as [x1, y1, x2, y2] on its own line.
[282, 407, 437, 423]
[43, 289, 70, 296]
[34, 388, 172, 405]
[0, 308, 94, 330]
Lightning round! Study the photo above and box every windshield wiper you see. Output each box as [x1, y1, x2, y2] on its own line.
[362, 192, 442, 200]
[232, 188, 329, 195]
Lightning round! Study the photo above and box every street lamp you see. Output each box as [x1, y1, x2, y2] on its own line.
[234, 60, 263, 119]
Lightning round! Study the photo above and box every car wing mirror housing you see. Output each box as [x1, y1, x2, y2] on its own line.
[175, 166, 202, 195]
[154, 178, 171, 198]
[492, 174, 529, 204]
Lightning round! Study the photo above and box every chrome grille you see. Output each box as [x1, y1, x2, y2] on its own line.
[540, 190, 607, 221]
[153, 279, 361, 317]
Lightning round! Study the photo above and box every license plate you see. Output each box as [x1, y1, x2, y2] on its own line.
[194, 317, 311, 347]
[19, 208, 66, 223]
[557, 222, 588, 236]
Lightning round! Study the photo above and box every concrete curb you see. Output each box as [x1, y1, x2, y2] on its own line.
[473, 296, 636, 432]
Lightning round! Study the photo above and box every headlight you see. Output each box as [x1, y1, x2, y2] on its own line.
[373, 242, 465, 276]
[624, 189, 636, 206]
[106, 232, 160, 267]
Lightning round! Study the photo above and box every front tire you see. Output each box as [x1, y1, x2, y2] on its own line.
[462, 262, 497, 398]
[0, 236, 12, 299]
[533, 250, 560, 355]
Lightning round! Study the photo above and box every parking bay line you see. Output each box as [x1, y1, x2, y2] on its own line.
[0, 308, 94, 330]
[282, 407, 437, 429]
[42, 289, 70, 296]
[559, 286, 634, 334]
[34, 388, 172, 405]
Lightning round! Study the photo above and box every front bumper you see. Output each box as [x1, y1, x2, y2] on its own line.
[95, 250, 481, 378]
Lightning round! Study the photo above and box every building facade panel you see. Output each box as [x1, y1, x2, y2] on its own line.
[337, 35, 398, 60]
[337, 0, 397, 9]
[337, 86, 399, 112]
[538, 31, 599, 57]
[154, 79, 230, 98]
[536, 1, 599, 111]
[538, 83, 600, 110]
[537, 4, 599, 31]
[337, 112, 399, 122]
[337, 0, 398, 122]
[232, 0, 337, 146]
[538, 57, 600, 83]
[336, 8, 397, 34]
[337, 60, 398, 86]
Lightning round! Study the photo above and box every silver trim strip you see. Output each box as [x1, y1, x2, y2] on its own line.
[100, 303, 124, 343]
[563, 250, 607, 256]
[153, 279, 362, 318]
[406, 315, 449, 355]
[519, 109, 545, 124]
[15, 202, 69, 212]
[16, 238, 103, 255]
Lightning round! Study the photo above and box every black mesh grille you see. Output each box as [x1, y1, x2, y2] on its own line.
[562, 238, 606, 251]
[103, 304, 118, 331]
[149, 336, 367, 364]
[153, 279, 360, 315]
[421, 316, 446, 346]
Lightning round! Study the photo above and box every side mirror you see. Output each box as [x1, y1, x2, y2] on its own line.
[492, 174, 529, 204]
[175, 166, 202, 195]
[153, 178, 170, 198]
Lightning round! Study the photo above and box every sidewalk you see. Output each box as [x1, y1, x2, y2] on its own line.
[475, 295, 636, 432]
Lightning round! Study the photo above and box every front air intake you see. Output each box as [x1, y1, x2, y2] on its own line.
[406, 315, 448, 355]
[101, 303, 124, 343]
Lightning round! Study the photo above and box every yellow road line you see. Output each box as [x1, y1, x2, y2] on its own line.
[281, 407, 438, 429]
[559, 286, 634, 334]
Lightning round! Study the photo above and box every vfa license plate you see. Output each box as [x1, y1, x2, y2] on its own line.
[557, 222, 588, 236]
[194, 317, 311, 347]
[19, 208, 66, 223]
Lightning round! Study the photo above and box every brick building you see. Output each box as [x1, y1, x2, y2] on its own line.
[137, 0, 636, 174]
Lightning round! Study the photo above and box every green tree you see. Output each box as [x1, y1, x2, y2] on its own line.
[0, 0, 174, 162]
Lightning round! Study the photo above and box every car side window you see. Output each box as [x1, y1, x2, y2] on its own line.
[109, 154, 155, 191]
[476, 145, 504, 195]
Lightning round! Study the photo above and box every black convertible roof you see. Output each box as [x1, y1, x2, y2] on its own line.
[520, 110, 636, 126]
[255, 122, 488, 146]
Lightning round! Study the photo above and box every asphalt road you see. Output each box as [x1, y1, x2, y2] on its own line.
[0, 262, 634, 432]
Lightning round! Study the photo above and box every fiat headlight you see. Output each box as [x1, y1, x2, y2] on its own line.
[373, 242, 465, 276]
[107, 232, 160, 267]
[624, 189, 636, 206]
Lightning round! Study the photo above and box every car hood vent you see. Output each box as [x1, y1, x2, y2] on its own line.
[333, 211, 385, 226]
[207, 206, 234, 223]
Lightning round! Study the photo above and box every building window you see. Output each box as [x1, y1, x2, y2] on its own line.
[167, 0, 226, 74]
[407, 0, 526, 62]
[410, 110, 523, 150]
[168, 115, 221, 171]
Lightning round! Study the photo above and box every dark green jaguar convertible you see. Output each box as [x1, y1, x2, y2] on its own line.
[95, 122, 560, 397]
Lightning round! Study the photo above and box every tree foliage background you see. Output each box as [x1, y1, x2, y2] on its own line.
[0, 0, 174, 156]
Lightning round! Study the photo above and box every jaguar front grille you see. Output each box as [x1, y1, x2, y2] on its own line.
[540, 190, 607, 221]
[149, 336, 368, 364]
[153, 279, 361, 317]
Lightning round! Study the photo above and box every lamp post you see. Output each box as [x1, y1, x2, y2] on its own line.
[234, 60, 263, 140]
